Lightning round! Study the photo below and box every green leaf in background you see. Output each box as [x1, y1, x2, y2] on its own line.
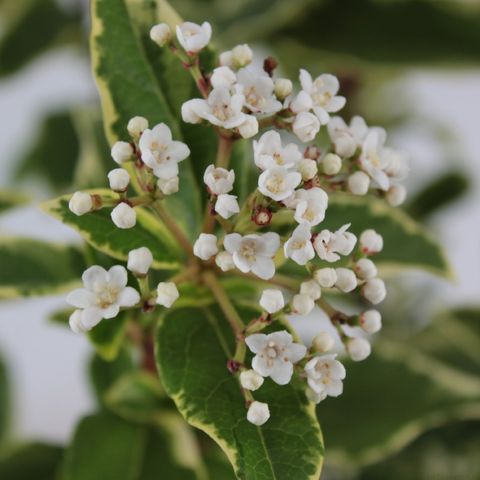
[0, 443, 63, 480]
[0, 238, 86, 299]
[0, 355, 9, 445]
[0, 190, 29, 215]
[156, 305, 324, 480]
[42, 190, 183, 269]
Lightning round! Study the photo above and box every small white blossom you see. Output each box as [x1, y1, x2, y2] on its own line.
[293, 188, 329, 226]
[111, 141, 133, 164]
[150, 23, 172, 47]
[203, 164, 235, 195]
[312, 331, 335, 353]
[246, 331, 306, 385]
[346, 337, 371, 361]
[322, 153, 342, 175]
[314, 268, 337, 288]
[156, 282, 179, 308]
[157, 176, 179, 195]
[108, 168, 130, 192]
[111, 203, 136, 229]
[328, 116, 368, 158]
[292, 293, 315, 315]
[274, 78, 293, 100]
[231, 44, 253, 68]
[127, 116, 148, 138]
[258, 166, 301, 202]
[386, 184, 407, 206]
[360, 129, 390, 191]
[259, 289, 285, 314]
[67, 265, 140, 331]
[253, 130, 302, 171]
[215, 251, 234, 272]
[354, 258, 377, 279]
[210, 66, 237, 89]
[69, 192, 92, 216]
[176, 21, 211, 53]
[348, 171, 370, 195]
[314, 224, 356, 262]
[193, 233, 218, 261]
[139, 123, 190, 180]
[335, 268, 357, 292]
[362, 278, 387, 304]
[298, 158, 318, 181]
[304, 354, 346, 402]
[240, 369, 264, 391]
[69, 309, 89, 334]
[224, 232, 280, 280]
[127, 247, 153, 276]
[237, 114, 259, 139]
[215, 194, 240, 219]
[359, 229, 383, 254]
[360, 310, 382, 334]
[292, 112, 320, 142]
[300, 280, 321, 300]
[247, 401, 270, 426]
[284, 224, 315, 266]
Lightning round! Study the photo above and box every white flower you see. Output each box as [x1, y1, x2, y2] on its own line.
[335, 268, 357, 292]
[348, 171, 370, 195]
[362, 278, 387, 304]
[274, 78, 293, 100]
[150, 23, 172, 47]
[291, 70, 345, 124]
[176, 21, 211, 53]
[359, 229, 383, 254]
[313, 224, 356, 262]
[67, 266, 140, 330]
[284, 224, 315, 266]
[360, 310, 382, 334]
[157, 176, 179, 195]
[193, 233, 218, 261]
[258, 166, 301, 202]
[312, 331, 335, 353]
[328, 116, 368, 158]
[314, 268, 337, 288]
[215, 194, 239, 219]
[240, 370, 264, 391]
[156, 282, 179, 308]
[236, 67, 282, 114]
[231, 44, 253, 68]
[247, 401, 270, 426]
[386, 184, 407, 206]
[108, 168, 130, 192]
[259, 289, 285, 314]
[210, 66, 237, 89]
[322, 153, 342, 175]
[383, 147, 409, 181]
[293, 188, 329, 226]
[69, 192, 92, 216]
[360, 129, 390, 191]
[215, 251, 234, 272]
[127, 247, 153, 276]
[304, 354, 346, 401]
[127, 116, 148, 138]
[292, 294, 315, 315]
[300, 280, 321, 300]
[292, 112, 320, 142]
[111, 141, 133, 164]
[298, 158, 318, 181]
[237, 115, 259, 139]
[346, 337, 371, 361]
[354, 258, 377, 279]
[245, 331, 306, 385]
[182, 87, 247, 129]
[224, 232, 280, 280]
[253, 130, 302, 171]
[139, 123, 190, 180]
[203, 164, 235, 195]
[111, 203, 136, 229]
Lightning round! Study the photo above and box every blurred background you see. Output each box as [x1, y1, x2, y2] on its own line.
[0, 0, 479, 478]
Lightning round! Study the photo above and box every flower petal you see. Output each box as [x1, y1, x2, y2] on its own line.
[66, 288, 95, 308]
[82, 266, 107, 290]
[251, 257, 275, 280]
[107, 266, 128, 289]
[245, 334, 268, 354]
[270, 361, 293, 385]
[118, 287, 140, 307]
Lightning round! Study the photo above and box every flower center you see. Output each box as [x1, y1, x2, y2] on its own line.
[240, 239, 257, 262]
[273, 152, 284, 166]
[312, 91, 332, 107]
[213, 103, 231, 121]
[95, 285, 118, 309]
[265, 174, 285, 194]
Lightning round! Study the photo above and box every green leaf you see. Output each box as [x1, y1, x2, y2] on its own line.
[0, 443, 63, 480]
[156, 305, 324, 480]
[0, 191, 29, 215]
[0, 354, 9, 444]
[42, 190, 183, 269]
[0, 238, 86, 299]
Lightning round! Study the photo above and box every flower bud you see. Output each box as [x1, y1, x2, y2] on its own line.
[322, 153, 342, 175]
[111, 141, 133, 164]
[362, 278, 386, 304]
[314, 268, 337, 288]
[240, 370, 264, 391]
[238, 115, 258, 139]
[293, 112, 320, 143]
[259, 289, 284, 314]
[312, 331, 335, 353]
[127, 116, 148, 138]
[359, 229, 383, 254]
[348, 171, 370, 195]
[304, 145, 321, 160]
[386, 184, 407, 206]
[231, 44, 253, 68]
[298, 158, 318, 181]
[157, 176, 179, 195]
[354, 258, 377, 280]
[247, 401, 270, 426]
[251, 205, 272, 226]
[193, 233, 218, 261]
[300, 280, 321, 300]
[359, 310, 382, 334]
[181, 99, 204, 124]
[215, 251, 234, 272]
[274, 78, 292, 100]
[176, 21, 212, 53]
[111, 203, 136, 229]
[203, 164, 235, 195]
[215, 194, 240, 219]
[156, 282, 179, 308]
[292, 293, 315, 315]
[210, 66, 237, 89]
[127, 247, 153, 276]
[334, 268, 357, 293]
[108, 168, 130, 192]
[69, 309, 87, 334]
[219, 50, 233, 67]
[150, 23, 172, 46]
[69, 192, 92, 216]
[346, 337, 371, 361]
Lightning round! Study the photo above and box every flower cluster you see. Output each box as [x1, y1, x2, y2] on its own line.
[66, 20, 408, 427]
